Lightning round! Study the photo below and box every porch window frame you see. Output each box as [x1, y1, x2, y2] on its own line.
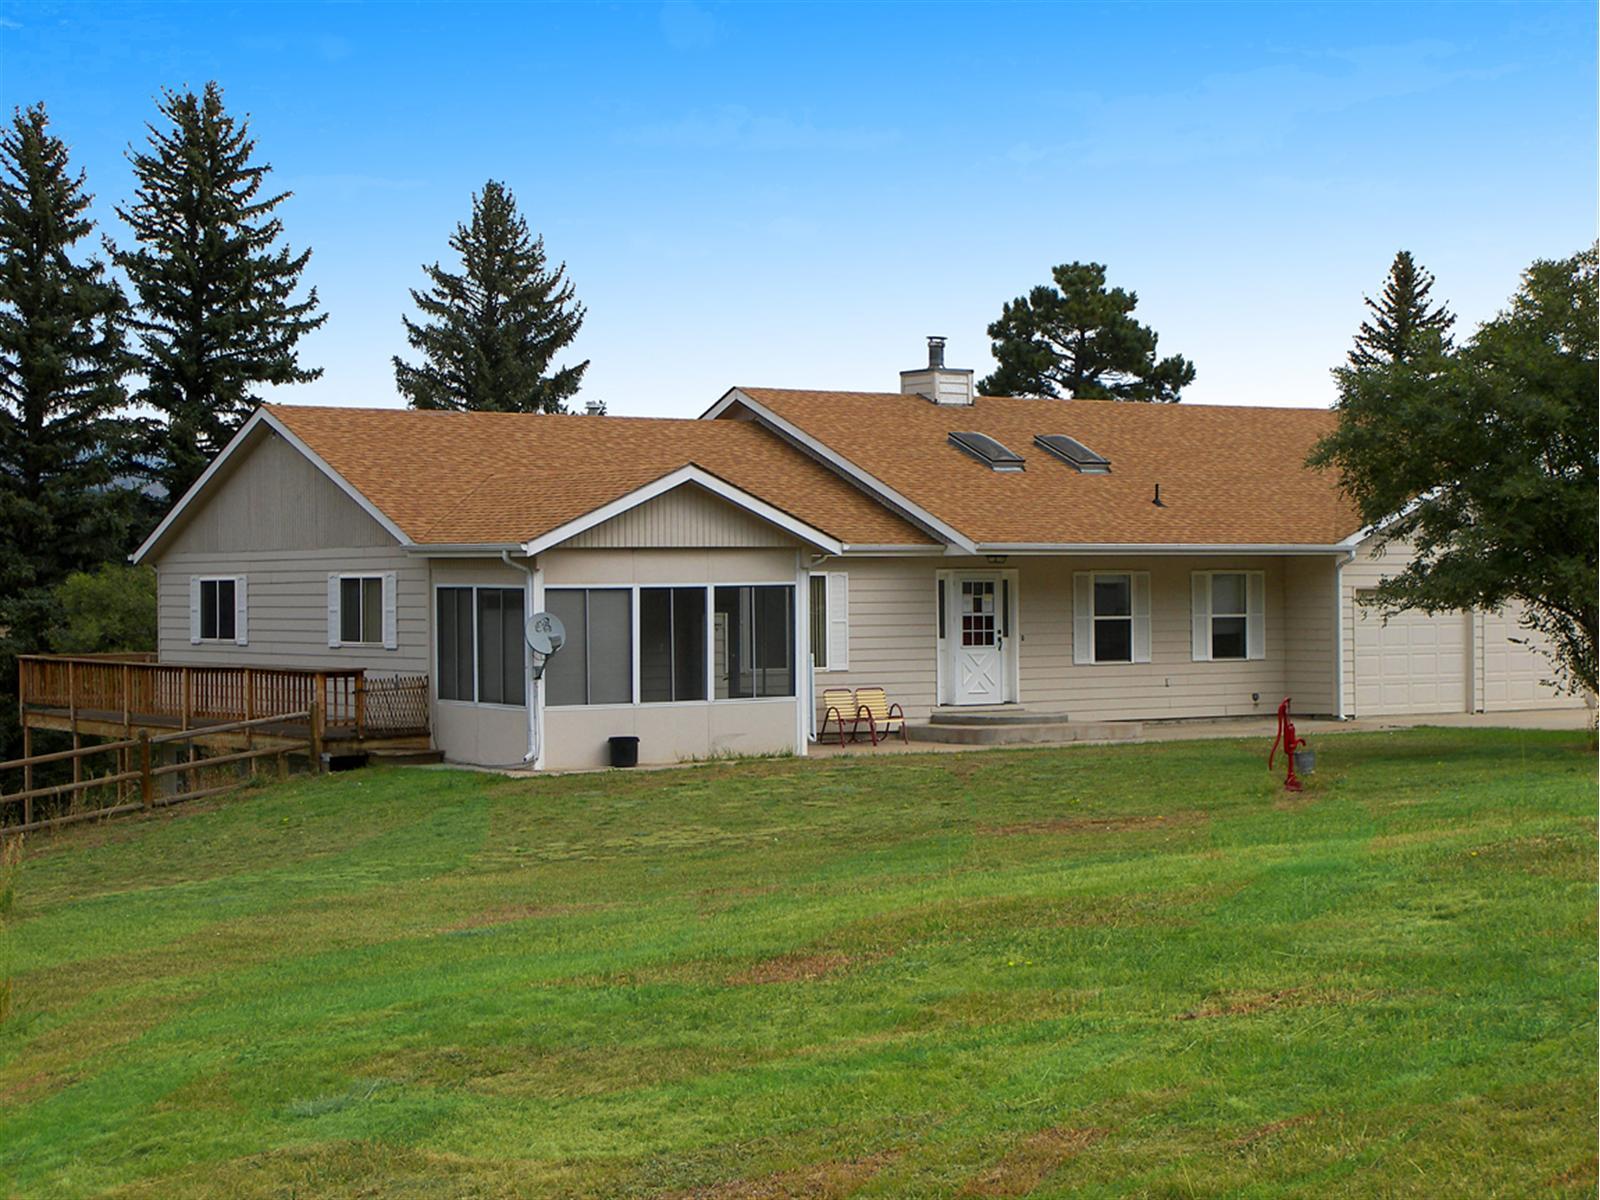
[527, 580, 799, 711]
[433, 582, 529, 710]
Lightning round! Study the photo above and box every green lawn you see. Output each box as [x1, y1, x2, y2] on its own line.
[0, 728, 1594, 1198]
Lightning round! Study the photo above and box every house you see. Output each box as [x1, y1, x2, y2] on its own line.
[103, 339, 1581, 770]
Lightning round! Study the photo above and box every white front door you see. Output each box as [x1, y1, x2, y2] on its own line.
[953, 575, 1005, 705]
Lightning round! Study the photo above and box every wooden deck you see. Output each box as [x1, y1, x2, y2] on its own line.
[17, 655, 432, 755]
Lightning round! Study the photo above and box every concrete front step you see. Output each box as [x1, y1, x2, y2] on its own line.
[909, 719, 1142, 746]
[929, 706, 1073, 726]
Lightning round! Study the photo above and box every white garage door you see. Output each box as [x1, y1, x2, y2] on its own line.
[1353, 594, 1469, 716]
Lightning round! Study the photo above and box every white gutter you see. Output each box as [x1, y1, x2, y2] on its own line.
[963, 543, 1357, 557]
[1334, 549, 1355, 719]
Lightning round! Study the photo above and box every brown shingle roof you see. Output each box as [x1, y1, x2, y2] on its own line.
[267, 405, 935, 547]
[731, 389, 1361, 546]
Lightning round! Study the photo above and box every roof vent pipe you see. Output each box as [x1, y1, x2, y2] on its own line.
[927, 336, 946, 369]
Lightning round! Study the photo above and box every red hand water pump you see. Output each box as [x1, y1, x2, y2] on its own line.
[1269, 697, 1306, 792]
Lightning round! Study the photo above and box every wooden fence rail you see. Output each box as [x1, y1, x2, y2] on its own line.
[0, 705, 323, 836]
[16, 657, 428, 739]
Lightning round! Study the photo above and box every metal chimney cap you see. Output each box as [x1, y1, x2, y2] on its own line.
[927, 336, 947, 368]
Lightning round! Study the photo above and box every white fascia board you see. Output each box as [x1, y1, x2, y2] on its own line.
[839, 544, 946, 555]
[133, 408, 414, 563]
[971, 543, 1353, 556]
[520, 464, 844, 557]
[703, 389, 978, 555]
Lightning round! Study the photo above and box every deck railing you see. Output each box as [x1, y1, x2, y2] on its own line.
[17, 656, 429, 739]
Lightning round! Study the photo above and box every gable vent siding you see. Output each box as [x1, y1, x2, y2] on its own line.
[559, 487, 799, 549]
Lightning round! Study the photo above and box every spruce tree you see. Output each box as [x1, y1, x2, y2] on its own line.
[114, 82, 325, 503]
[978, 262, 1194, 402]
[394, 181, 587, 413]
[1348, 250, 1455, 368]
[0, 103, 136, 758]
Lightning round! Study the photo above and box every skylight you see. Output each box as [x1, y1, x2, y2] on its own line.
[1034, 433, 1111, 474]
[948, 431, 1025, 472]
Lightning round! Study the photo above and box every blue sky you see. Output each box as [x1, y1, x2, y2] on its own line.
[3, 1, 1594, 415]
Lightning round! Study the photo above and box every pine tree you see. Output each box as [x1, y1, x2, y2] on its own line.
[394, 181, 587, 413]
[978, 262, 1194, 402]
[114, 82, 325, 503]
[1348, 250, 1455, 368]
[0, 103, 137, 758]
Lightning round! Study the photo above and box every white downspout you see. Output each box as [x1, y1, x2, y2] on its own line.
[1334, 550, 1355, 719]
[501, 551, 543, 767]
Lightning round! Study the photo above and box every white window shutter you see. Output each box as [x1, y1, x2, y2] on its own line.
[382, 571, 399, 650]
[1132, 572, 1152, 663]
[826, 572, 849, 671]
[189, 577, 201, 644]
[1191, 573, 1211, 662]
[233, 575, 249, 646]
[1247, 570, 1267, 660]
[327, 574, 342, 648]
[1072, 573, 1093, 665]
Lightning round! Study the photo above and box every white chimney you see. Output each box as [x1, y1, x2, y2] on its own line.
[899, 336, 974, 406]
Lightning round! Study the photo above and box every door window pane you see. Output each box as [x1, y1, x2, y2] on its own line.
[961, 580, 996, 647]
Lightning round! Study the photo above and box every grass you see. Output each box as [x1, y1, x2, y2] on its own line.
[0, 727, 1593, 1199]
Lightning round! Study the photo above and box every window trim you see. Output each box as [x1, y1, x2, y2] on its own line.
[1191, 569, 1266, 662]
[1090, 571, 1135, 664]
[335, 573, 386, 647]
[432, 582, 529, 710]
[193, 575, 244, 645]
[531, 580, 799, 710]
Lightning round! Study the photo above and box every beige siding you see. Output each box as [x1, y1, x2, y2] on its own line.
[160, 428, 394, 556]
[558, 484, 801, 549]
[1283, 556, 1339, 714]
[157, 548, 428, 673]
[811, 556, 941, 720]
[541, 547, 798, 586]
[1014, 557, 1289, 722]
[815, 554, 1334, 726]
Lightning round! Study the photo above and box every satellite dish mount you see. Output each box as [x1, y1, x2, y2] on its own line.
[525, 611, 567, 681]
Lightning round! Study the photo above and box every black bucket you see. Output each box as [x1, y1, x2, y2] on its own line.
[608, 736, 640, 768]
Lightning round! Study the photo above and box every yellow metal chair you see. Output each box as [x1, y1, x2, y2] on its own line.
[849, 686, 908, 747]
[819, 687, 856, 748]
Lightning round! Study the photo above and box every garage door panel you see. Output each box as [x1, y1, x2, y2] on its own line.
[1354, 596, 1469, 716]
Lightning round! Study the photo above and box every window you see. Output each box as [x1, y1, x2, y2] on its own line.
[1033, 433, 1111, 474]
[545, 588, 633, 707]
[1072, 571, 1150, 665]
[477, 588, 526, 706]
[1092, 574, 1132, 663]
[1192, 571, 1265, 661]
[435, 585, 525, 705]
[714, 585, 794, 698]
[948, 430, 1025, 471]
[197, 578, 237, 642]
[640, 587, 707, 702]
[809, 575, 828, 669]
[809, 573, 848, 671]
[1209, 573, 1248, 660]
[339, 577, 384, 645]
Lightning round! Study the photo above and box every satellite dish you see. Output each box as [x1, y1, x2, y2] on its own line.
[525, 612, 566, 657]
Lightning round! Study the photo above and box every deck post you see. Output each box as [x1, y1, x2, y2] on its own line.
[309, 698, 325, 774]
[21, 724, 32, 827]
[139, 731, 153, 811]
[244, 668, 256, 779]
[355, 673, 366, 740]
[181, 667, 192, 731]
